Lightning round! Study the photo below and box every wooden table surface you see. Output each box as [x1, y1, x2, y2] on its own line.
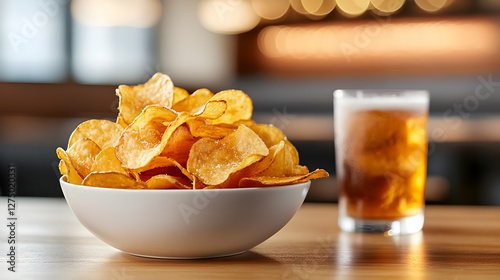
[2, 198, 500, 280]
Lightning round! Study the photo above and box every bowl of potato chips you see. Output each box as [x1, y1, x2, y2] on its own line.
[57, 73, 328, 258]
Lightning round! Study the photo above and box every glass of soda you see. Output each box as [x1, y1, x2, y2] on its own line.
[334, 89, 429, 235]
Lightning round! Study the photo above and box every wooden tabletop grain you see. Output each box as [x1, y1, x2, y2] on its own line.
[2, 198, 500, 280]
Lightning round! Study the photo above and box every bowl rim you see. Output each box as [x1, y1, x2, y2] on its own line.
[59, 176, 311, 192]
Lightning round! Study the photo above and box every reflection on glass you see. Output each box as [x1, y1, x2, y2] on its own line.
[0, 0, 67, 82]
[70, 0, 162, 84]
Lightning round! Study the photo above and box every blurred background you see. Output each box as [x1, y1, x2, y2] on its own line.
[1, 0, 500, 205]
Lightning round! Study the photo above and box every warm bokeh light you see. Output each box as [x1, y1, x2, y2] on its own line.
[71, 0, 162, 28]
[198, 0, 260, 34]
[303, 0, 337, 16]
[290, 0, 309, 15]
[258, 17, 500, 75]
[371, 0, 405, 14]
[195, 0, 467, 33]
[259, 18, 498, 59]
[336, 0, 370, 17]
[252, 0, 290, 20]
[415, 0, 453, 12]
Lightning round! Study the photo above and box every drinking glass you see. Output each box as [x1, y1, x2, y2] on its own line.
[334, 90, 429, 234]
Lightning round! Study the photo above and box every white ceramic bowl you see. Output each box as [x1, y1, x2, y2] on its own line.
[60, 176, 310, 259]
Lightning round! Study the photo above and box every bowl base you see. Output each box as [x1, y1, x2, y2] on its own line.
[127, 250, 247, 260]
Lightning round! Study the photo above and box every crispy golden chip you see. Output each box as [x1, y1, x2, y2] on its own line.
[145, 174, 191, 189]
[67, 138, 101, 179]
[120, 113, 193, 169]
[249, 124, 286, 148]
[246, 141, 287, 175]
[116, 115, 129, 128]
[58, 160, 67, 175]
[171, 88, 214, 113]
[115, 128, 162, 170]
[257, 141, 308, 177]
[56, 148, 83, 185]
[234, 119, 256, 126]
[130, 156, 193, 182]
[90, 147, 128, 174]
[115, 105, 179, 169]
[193, 176, 205, 190]
[239, 169, 330, 188]
[173, 86, 189, 105]
[206, 141, 290, 189]
[206, 140, 323, 189]
[82, 172, 146, 189]
[286, 140, 301, 166]
[194, 100, 227, 119]
[116, 73, 174, 126]
[249, 124, 300, 165]
[187, 125, 269, 186]
[161, 124, 198, 165]
[209, 90, 253, 124]
[186, 118, 237, 139]
[203, 169, 248, 189]
[68, 120, 123, 150]
[128, 105, 178, 131]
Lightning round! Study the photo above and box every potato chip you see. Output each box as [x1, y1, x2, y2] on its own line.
[193, 100, 227, 119]
[205, 141, 289, 189]
[145, 174, 191, 189]
[67, 138, 101, 179]
[285, 141, 301, 166]
[58, 160, 67, 175]
[68, 120, 123, 150]
[203, 169, 248, 189]
[115, 106, 179, 169]
[249, 124, 286, 148]
[116, 73, 174, 126]
[223, 141, 286, 188]
[187, 125, 269, 186]
[171, 88, 214, 113]
[127, 105, 178, 132]
[245, 141, 288, 175]
[186, 118, 237, 139]
[130, 156, 193, 182]
[56, 148, 83, 185]
[239, 169, 330, 188]
[116, 114, 129, 128]
[90, 147, 128, 174]
[208, 90, 253, 124]
[82, 172, 146, 189]
[173, 86, 189, 105]
[115, 128, 162, 169]
[234, 119, 256, 126]
[161, 124, 198, 165]
[192, 176, 205, 190]
[257, 140, 307, 177]
[249, 124, 299, 165]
